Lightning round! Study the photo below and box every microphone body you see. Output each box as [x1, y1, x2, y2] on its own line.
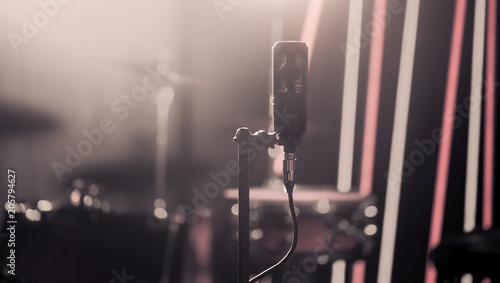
[272, 41, 308, 190]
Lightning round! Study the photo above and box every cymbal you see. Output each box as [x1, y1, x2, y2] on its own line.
[109, 59, 218, 91]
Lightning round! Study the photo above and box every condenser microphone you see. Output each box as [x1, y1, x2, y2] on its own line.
[272, 41, 308, 191]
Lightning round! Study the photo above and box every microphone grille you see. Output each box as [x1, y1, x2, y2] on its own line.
[272, 41, 308, 137]
[274, 42, 308, 96]
[294, 53, 305, 94]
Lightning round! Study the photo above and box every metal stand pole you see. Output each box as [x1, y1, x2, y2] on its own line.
[235, 128, 250, 283]
[234, 128, 277, 283]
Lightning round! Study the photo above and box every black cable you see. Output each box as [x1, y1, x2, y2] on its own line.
[248, 190, 298, 283]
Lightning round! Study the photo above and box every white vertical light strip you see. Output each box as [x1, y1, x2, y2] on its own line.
[331, 260, 346, 283]
[337, 0, 364, 193]
[464, 0, 487, 233]
[461, 273, 473, 283]
[155, 87, 174, 200]
[377, 1, 420, 282]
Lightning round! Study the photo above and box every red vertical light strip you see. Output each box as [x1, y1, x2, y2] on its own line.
[483, 0, 496, 231]
[425, 1, 467, 282]
[352, 260, 366, 283]
[482, 278, 491, 283]
[300, 0, 325, 69]
[359, 0, 388, 196]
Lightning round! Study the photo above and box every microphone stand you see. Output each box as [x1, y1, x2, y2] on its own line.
[233, 128, 277, 283]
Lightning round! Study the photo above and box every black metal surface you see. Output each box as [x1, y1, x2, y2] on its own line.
[430, 228, 500, 279]
[233, 128, 278, 283]
[234, 128, 251, 283]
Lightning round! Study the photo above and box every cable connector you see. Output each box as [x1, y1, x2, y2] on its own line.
[283, 152, 296, 193]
